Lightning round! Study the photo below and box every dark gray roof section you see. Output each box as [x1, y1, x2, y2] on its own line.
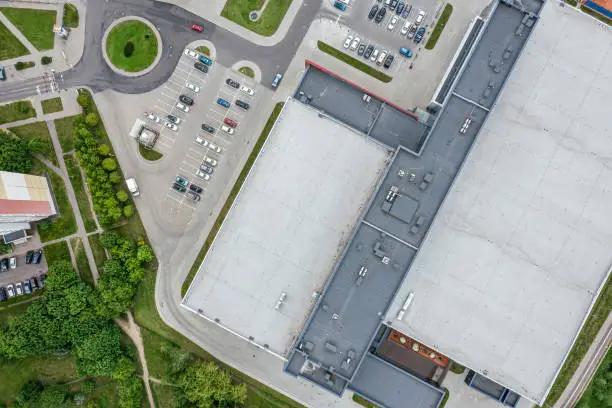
[2, 229, 26, 244]
[286, 0, 544, 405]
[295, 68, 430, 152]
[350, 354, 444, 408]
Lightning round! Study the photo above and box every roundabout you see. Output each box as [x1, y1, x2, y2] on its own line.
[103, 17, 162, 76]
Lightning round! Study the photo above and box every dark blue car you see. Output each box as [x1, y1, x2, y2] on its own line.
[217, 98, 230, 108]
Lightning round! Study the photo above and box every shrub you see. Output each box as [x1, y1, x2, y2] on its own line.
[116, 190, 129, 202]
[123, 41, 135, 58]
[109, 171, 121, 184]
[97, 143, 111, 156]
[123, 205, 134, 217]
[15, 61, 35, 71]
[41, 56, 53, 65]
[85, 113, 99, 127]
[81, 380, 95, 394]
[101, 157, 117, 171]
[77, 93, 89, 107]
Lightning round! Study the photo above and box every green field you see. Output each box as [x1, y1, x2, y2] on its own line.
[221, 0, 293, 36]
[62, 3, 79, 28]
[70, 237, 94, 285]
[0, 8, 56, 51]
[0, 100, 36, 125]
[105, 20, 158, 72]
[8, 121, 57, 166]
[65, 154, 97, 232]
[575, 348, 611, 408]
[88, 233, 107, 269]
[138, 143, 163, 161]
[41, 97, 64, 115]
[425, 3, 453, 50]
[317, 41, 393, 83]
[54, 115, 80, 152]
[0, 20, 28, 61]
[43, 239, 71, 265]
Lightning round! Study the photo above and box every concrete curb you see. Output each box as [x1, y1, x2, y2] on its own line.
[101, 16, 163, 78]
[231, 60, 262, 83]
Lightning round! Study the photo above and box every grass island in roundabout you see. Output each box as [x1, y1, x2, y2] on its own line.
[105, 19, 159, 73]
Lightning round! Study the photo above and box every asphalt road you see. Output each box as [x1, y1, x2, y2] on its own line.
[0, 0, 323, 102]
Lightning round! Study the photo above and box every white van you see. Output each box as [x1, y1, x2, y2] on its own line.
[126, 178, 140, 197]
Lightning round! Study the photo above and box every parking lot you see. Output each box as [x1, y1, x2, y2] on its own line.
[132, 47, 262, 224]
[0, 250, 47, 301]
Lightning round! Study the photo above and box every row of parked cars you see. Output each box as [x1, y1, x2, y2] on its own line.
[172, 176, 205, 201]
[0, 249, 42, 273]
[0, 274, 45, 301]
[343, 35, 396, 68]
[368, 2, 427, 43]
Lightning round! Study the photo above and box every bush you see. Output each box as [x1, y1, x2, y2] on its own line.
[85, 113, 99, 127]
[81, 379, 95, 394]
[15, 61, 35, 71]
[41, 56, 53, 65]
[77, 93, 89, 107]
[109, 171, 121, 184]
[123, 205, 134, 217]
[97, 143, 111, 156]
[116, 190, 129, 202]
[123, 41, 135, 58]
[101, 157, 117, 171]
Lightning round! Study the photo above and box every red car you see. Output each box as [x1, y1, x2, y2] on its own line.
[190, 24, 203, 32]
[224, 118, 237, 128]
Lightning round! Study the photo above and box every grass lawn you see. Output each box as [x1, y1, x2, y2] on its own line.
[138, 143, 163, 161]
[239, 66, 255, 78]
[32, 159, 77, 243]
[543, 274, 612, 406]
[353, 394, 380, 408]
[0, 301, 32, 328]
[65, 154, 97, 232]
[580, 4, 612, 25]
[181, 102, 284, 296]
[0, 8, 56, 51]
[70, 237, 94, 285]
[151, 382, 175, 408]
[0, 100, 36, 125]
[88, 233, 107, 269]
[425, 3, 453, 50]
[317, 41, 392, 83]
[62, 3, 79, 28]
[105, 20, 159, 72]
[41, 97, 63, 115]
[8, 121, 57, 166]
[43, 239, 71, 265]
[221, 0, 293, 36]
[0, 355, 77, 405]
[54, 114, 80, 152]
[449, 361, 465, 374]
[575, 348, 611, 408]
[195, 45, 210, 56]
[562, 0, 578, 6]
[0, 20, 28, 61]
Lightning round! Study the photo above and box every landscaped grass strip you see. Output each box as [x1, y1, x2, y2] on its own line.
[425, 3, 453, 50]
[41, 97, 64, 115]
[0, 8, 56, 51]
[0, 100, 35, 125]
[138, 144, 163, 161]
[9, 121, 58, 166]
[221, 0, 293, 36]
[43, 240, 71, 265]
[317, 41, 392, 83]
[65, 154, 97, 233]
[0, 20, 28, 61]
[62, 3, 79, 28]
[181, 102, 284, 296]
[54, 115, 80, 152]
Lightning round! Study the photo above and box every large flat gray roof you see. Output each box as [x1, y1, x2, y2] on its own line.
[182, 98, 389, 356]
[387, 1, 612, 403]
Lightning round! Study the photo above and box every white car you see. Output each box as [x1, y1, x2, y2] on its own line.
[186, 82, 200, 93]
[195, 169, 211, 180]
[145, 112, 160, 123]
[415, 10, 426, 25]
[15, 282, 23, 296]
[6, 284, 14, 298]
[176, 102, 190, 113]
[203, 157, 218, 167]
[9, 257, 16, 269]
[377, 51, 387, 65]
[343, 35, 353, 49]
[388, 16, 398, 31]
[370, 49, 379, 62]
[221, 124, 234, 135]
[194, 137, 222, 153]
[350, 37, 360, 51]
[240, 85, 255, 96]
[401, 20, 411, 35]
[184, 48, 198, 59]
[164, 122, 178, 131]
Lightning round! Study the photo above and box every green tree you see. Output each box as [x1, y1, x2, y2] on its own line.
[123, 204, 134, 217]
[36, 384, 69, 408]
[117, 377, 143, 408]
[80, 379, 95, 394]
[97, 143, 111, 156]
[77, 93, 89, 107]
[109, 171, 121, 184]
[15, 380, 44, 406]
[46, 261, 79, 292]
[75, 324, 122, 377]
[116, 190, 129, 202]
[0, 130, 33, 173]
[101, 157, 117, 171]
[177, 362, 247, 408]
[85, 113, 99, 127]
[100, 231, 121, 249]
[137, 244, 153, 263]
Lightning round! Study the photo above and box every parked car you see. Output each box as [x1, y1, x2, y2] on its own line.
[390, 0, 398, 9]
[15, 282, 23, 296]
[203, 157, 217, 167]
[179, 94, 194, 105]
[401, 20, 411, 35]
[357, 43, 366, 56]
[30, 276, 39, 290]
[388, 16, 398, 31]
[221, 125, 235, 135]
[186, 191, 201, 201]
[194, 62, 209, 73]
[0, 66, 5, 81]
[377, 51, 387, 65]
[167, 115, 181, 124]
[415, 10, 426, 25]
[164, 122, 178, 131]
[364, 44, 374, 59]
[201, 124, 215, 134]
[33, 249, 42, 265]
[195, 169, 211, 180]
[224, 118, 238, 128]
[216, 98, 230, 108]
[225, 78, 240, 88]
[9, 257, 16, 270]
[145, 112, 160, 123]
[24, 280, 31, 295]
[384, 54, 394, 68]
[198, 55, 212, 66]
[415, 26, 426, 43]
[396, 2, 404, 14]
[408, 24, 417, 38]
[6, 284, 14, 298]
[350, 37, 360, 51]
[368, 4, 379, 19]
[0, 287, 6, 302]
[375, 7, 386, 23]
[39, 273, 46, 288]
[175, 176, 189, 186]
[333, 1, 347, 10]
[236, 100, 250, 110]
[186, 82, 200, 93]
[271, 73, 283, 88]
[199, 163, 214, 175]
[189, 184, 203, 194]
[190, 23, 203, 32]
[194, 137, 222, 153]
[402, 4, 412, 18]
[176, 102, 190, 112]
[370, 48, 379, 62]
[172, 183, 186, 193]
[0, 258, 7, 272]
[343, 35, 353, 49]
[184, 48, 198, 59]
[25, 251, 34, 264]
[399, 47, 413, 57]
[240, 85, 255, 96]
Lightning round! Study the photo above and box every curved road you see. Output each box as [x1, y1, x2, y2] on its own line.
[0, 0, 323, 101]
